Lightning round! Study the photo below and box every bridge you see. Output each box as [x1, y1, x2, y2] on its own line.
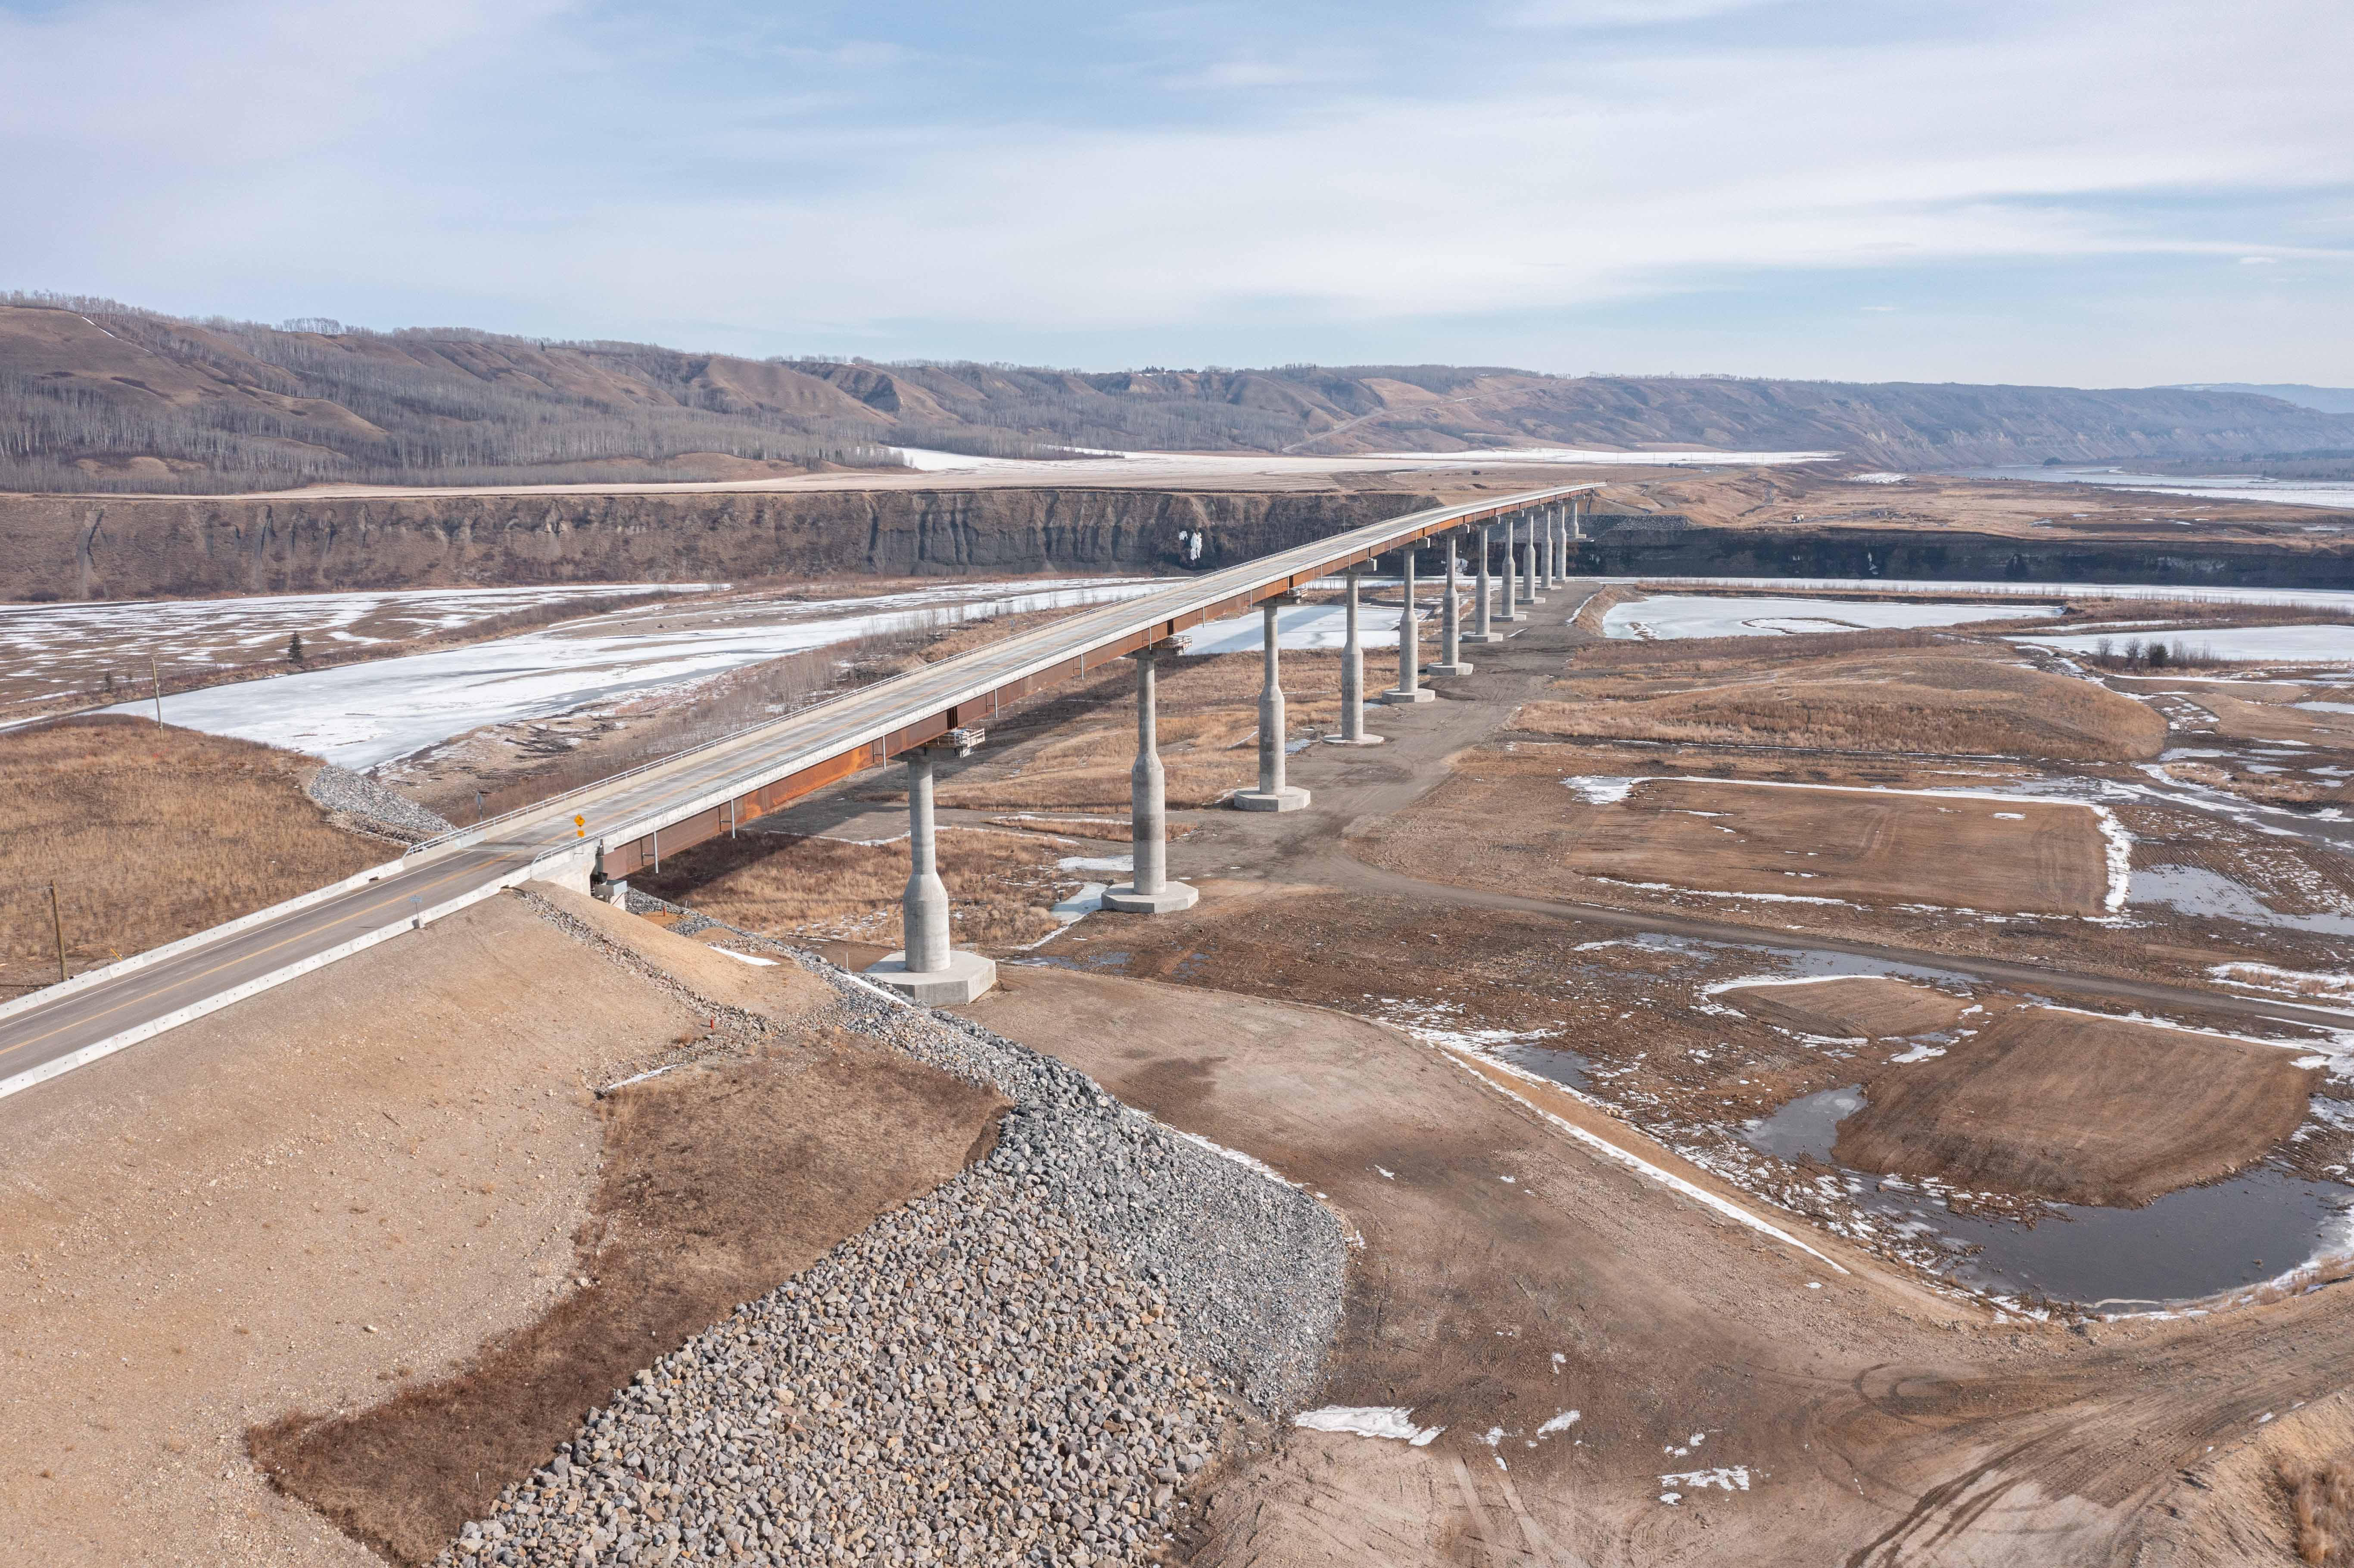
[0, 482, 1599, 1096]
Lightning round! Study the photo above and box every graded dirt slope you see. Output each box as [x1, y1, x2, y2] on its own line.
[1722, 976, 1975, 1039]
[1521, 643, 2167, 760]
[1834, 1010, 2312, 1207]
[253, 1045, 1003, 1565]
[0, 716, 388, 995]
[0, 889, 993, 1568]
[1559, 777, 2112, 915]
[1357, 747, 2124, 925]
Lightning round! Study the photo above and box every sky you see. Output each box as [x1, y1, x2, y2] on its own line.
[1, 0, 2348, 385]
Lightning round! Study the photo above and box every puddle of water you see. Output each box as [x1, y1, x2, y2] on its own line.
[1489, 1044, 1594, 1092]
[1742, 1085, 1867, 1160]
[1737, 1076, 2354, 1306]
[2132, 864, 2354, 935]
[1882, 1166, 2354, 1310]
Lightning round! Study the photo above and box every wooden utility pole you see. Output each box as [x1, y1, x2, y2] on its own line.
[48, 884, 67, 982]
[149, 655, 163, 725]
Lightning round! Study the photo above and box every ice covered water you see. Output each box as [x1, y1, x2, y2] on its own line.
[1601, 594, 2060, 641]
[1742, 1085, 1867, 1161]
[87, 577, 1164, 769]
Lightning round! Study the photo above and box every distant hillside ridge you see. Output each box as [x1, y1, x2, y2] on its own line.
[9, 292, 2354, 494]
[2167, 383, 2354, 415]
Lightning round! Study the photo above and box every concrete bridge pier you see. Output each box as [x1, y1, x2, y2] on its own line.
[1235, 597, 1311, 811]
[866, 748, 997, 1004]
[1384, 545, 1435, 703]
[1522, 513, 1547, 606]
[1498, 514, 1523, 624]
[1548, 505, 1564, 589]
[1466, 521, 1501, 644]
[1326, 567, 1384, 745]
[1426, 529, 1473, 676]
[1103, 647, 1199, 914]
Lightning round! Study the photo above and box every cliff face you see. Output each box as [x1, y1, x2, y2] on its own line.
[12, 482, 2353, 605]
[1574, 526, 2354, 589]
[0, 488, 1440, 602]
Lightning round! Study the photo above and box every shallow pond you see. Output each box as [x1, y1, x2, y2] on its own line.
[1743, 1083, 2354, 1309]
[1489, 1044, 1594, 1092]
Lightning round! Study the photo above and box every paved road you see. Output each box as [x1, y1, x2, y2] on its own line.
[0, 848, 523, 1093]
[0, 483, 1594, 1094]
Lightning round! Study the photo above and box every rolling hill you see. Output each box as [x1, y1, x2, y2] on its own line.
[9, 292, 2354, 494]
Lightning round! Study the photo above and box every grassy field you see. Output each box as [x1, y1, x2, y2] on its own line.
[1520, 641, 2166, 760]
[0, 717, 385, 993]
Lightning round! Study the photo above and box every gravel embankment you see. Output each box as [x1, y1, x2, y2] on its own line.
[434, 905, 1347, 1567]
[306, 765, 456, 845]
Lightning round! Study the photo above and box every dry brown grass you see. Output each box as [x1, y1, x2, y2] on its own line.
[0, 716, 386, 992]
[629, 827, 1090, 950]
[1522, 645, 2165, 760]
[2164, 759, 2339, 807]
[2286, 1460, 2354, 1566]
[985, 815, 1140, 842]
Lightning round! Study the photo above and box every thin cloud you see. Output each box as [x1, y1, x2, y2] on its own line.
[1501, 0, 1785, 26]
[1164, 58, 1348, 90]
[4, 0, 2349, 383]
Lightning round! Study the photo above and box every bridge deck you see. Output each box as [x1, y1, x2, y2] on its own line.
[0, 484, 1592, 1096]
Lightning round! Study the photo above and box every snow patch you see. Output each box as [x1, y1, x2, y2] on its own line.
[1563, 775, 1637, 804]
[1293, 1407, 1445, 1446]
[1660, 1466, 1752, 1493]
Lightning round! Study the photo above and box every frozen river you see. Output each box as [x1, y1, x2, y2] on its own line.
[1601, 593, 2062, 640]
[1956, 465, 2354, 512]
[100, 577, 1162, 770]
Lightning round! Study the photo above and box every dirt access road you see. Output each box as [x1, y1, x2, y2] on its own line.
[962, 964, 2354, 1565]
[940, 588, 2354, 1564]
